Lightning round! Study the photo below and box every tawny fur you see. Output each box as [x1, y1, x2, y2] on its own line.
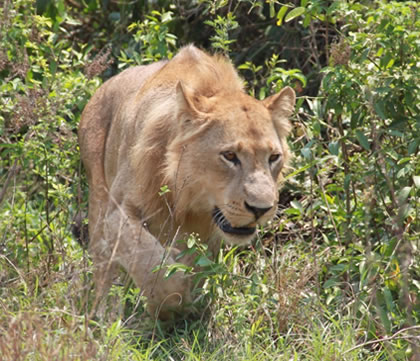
[79, 45, 295, 319]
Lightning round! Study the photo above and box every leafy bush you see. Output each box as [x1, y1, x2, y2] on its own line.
[0, 0, 101, 266]
[284, 0, 420, 355]
[304, 0, 419, 331]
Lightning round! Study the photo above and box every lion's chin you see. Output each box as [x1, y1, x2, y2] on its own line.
[212, 207, 256, 245]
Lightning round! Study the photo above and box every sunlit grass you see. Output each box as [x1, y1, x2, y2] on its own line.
[1, 238, 415, 360]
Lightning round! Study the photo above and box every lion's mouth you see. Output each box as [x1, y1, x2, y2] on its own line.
[212, 208, 256, 236]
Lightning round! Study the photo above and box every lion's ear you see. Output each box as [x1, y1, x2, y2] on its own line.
[263, 86, 296, 136]
[176, 81, 207, 121]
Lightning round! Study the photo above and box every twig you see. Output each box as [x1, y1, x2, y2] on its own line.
[0, 159, 18, 206]
[26, 211, 61, 245]
[315, 166, 341, 246]
[343, 325, 420, 354]
[0, 254, 28, 289]
[337, 114, 352, 244]
[43, 145, 54, 254]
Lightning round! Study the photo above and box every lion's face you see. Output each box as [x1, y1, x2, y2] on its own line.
[166, 85, 295, 246]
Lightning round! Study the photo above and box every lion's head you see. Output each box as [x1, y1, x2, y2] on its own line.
[131, 46, 295, 246]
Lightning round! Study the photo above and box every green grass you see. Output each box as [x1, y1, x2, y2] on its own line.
[1, 235, 418, 360]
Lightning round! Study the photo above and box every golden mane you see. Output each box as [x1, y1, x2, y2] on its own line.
[138, 45, 244, 99]
[129, 46, 245, 222]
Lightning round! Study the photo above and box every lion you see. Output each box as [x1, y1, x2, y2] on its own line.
[78, 45, 295, 320]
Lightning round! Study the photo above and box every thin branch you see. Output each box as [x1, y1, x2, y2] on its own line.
[315, 166, 342, 246]
[343, 325, 420, 354]
[0, 159, 18, 206]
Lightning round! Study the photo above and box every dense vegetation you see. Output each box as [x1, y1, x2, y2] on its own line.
[0, 0, 419, 359]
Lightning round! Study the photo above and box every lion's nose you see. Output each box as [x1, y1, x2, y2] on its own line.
[244, 202, 272, 220]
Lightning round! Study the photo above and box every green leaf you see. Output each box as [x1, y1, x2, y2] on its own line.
[161, 11, 173, 23]
[323, 278, 338, 289]
[301, 147, 312, 160]
[258, 87, 266, 100]
[383, 287, 395, 312]
[413, 176, 420, 189]
[290, 200, 304, 215]
[328, 141, 340, 156]
[164, 263, 191, 278]
[386, 58, 395, 69]
[269, 1, 275, 18]
[49, 60, 57, 76]
[408, 139, 419, 155]
[330, 264, 347, 272]
[398, 186, 411, 203]
[285, 7, 305, 23]
[285, 161, 315, 179]
[187, 236, 196, 249]
[377, 303, 392, 333]
[195, 255, 213, 267]
[303, 13, 311, 27]
[276, 5, 289, 26]
[291, 72, 307, 87]
[158, 185, 171, 196]
[355, 130, 370, 151]
[65, 17, 82, 26]
[374, 100, 386, 120]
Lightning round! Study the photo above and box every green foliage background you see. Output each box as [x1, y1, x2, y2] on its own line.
[0, 0, 419, 359]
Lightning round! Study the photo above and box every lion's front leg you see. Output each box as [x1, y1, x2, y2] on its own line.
[101, 201, 192, 319]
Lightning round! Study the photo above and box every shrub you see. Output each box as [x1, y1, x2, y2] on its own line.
[0, 0, 100, 278]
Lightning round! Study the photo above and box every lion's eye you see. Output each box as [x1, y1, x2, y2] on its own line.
[222, 151, 240, 165]
[269, 154, 281, 164]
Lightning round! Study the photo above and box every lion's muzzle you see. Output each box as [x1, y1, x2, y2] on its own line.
[212, 207, 256, 236]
